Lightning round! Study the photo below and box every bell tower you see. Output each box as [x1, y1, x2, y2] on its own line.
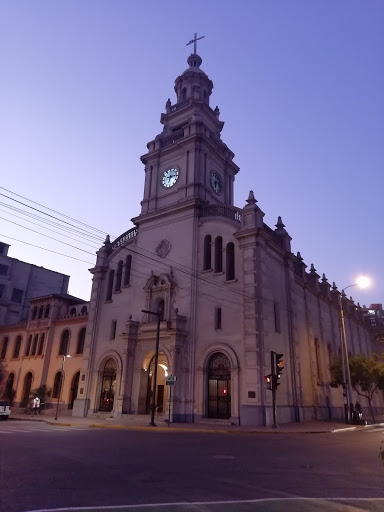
[140, 50, 239, 216]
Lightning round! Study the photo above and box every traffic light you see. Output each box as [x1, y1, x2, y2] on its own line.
[264, 374, 272, 390]
[275, 353, 284, 388]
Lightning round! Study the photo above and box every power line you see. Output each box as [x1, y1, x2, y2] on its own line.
[0, 201, 103, 242]
[0, 193, 106, 242]
[0, 217, 97, 256]
[0, 186, 279, 310]
[0, 234, 95, 264]
[0, 208, 99, 249]
[0, 186, 108, 236]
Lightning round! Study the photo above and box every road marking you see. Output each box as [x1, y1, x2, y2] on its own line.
[25, 497, 384, 512]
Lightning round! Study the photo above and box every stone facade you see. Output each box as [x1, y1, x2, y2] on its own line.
[68, 53, 383, 426]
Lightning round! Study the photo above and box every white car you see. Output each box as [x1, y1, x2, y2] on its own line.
[0, 401, 11, 420]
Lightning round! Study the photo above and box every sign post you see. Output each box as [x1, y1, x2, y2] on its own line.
[165, 376, 176, 426]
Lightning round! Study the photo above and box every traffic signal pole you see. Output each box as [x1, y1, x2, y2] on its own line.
[271, 351, 277, 429]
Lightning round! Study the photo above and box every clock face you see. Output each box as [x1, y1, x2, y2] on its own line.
[210, 172, 222, 194]
[162, 167, 179, 188]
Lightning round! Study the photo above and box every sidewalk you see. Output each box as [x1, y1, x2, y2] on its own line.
[9, 410, 384, 434]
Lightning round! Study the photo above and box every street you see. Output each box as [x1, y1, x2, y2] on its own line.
[0, 421, 383, 512]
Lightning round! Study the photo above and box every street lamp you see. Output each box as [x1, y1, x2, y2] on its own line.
[339, 276, 371, 424]
[142, 305, 162, 427]
[54, 354, 71, 421]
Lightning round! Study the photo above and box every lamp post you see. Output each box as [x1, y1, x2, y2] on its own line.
[339, 276, 370, 424]
[142, 305, 162, 427]
[54, 354, 71, 421]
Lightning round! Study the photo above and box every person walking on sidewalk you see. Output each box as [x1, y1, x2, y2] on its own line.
[32, 396, 40, 415]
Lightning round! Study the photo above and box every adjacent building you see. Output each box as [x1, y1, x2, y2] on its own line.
[0, 241, 69, 326]
[0, 293, 88, 412]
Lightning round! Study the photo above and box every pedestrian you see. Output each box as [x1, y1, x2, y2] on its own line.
[354, 401, 362, 414]
[33, 396, 40, 415]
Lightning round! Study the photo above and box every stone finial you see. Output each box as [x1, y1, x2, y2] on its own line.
[275, 216, 285, 229]
[332, 282, 338, 291]
[310, 263, 317, 274]
[321, 273, 328, 283]
[357, 302, 361, 308]
[129, 314, 132, 321]
[296, 251, 303, 261]
[341, 290, 347, 298]
[214, 106, 220, 118]
[246, 190, 257, 205]
[104, 235, 111, 246]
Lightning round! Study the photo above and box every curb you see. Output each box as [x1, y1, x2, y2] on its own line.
[8, 416, 384, 435]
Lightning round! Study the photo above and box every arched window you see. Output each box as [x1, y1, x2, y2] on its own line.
[0, 337, 8, 359]
[226, 242, 235, 280]
[77, 328, 86, 354]
[70, 307, 76, 316]
[25, 335, 32, 356]
[153, 298, 165, 321]
[32, 306, 38, 320]
[44, 304, 50, 318]
[5, 373, 14, 404]
[80, 305, 87, 314]
[203, 235, 212, 270]
[31, 334, 38, 356]
[59, 330, 70, 356]
[106, 270, 114, 301]
[182, 87, 187, 100]
[52, 371, 63, 398]
[115, 260, 123, 291]
[124, 255, 132, 286]
[13, 336, 22, 358]
[38, 305, 44, 319]
[214, 236, 223, 273]
[38, 333, 45, 355]
[21, 372, 33, 407]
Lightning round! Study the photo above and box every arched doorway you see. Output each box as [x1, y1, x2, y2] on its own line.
[21, 372, 33, 407]
[99, 359, 117, 412]
[207, 352, 231, 419]
[69, 371, 80, 409]
[139, 351, 168, 415]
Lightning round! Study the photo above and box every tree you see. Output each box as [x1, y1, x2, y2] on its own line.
[330, 353, 384, 423]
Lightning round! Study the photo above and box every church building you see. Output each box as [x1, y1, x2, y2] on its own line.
[72, 51, 383, 426]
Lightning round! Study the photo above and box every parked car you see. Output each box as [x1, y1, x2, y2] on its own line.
[0, 401, 11, 420]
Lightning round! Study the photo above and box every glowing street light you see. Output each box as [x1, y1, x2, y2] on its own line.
[340, 276, 371, 424]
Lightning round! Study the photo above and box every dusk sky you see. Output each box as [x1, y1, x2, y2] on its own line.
[1, 1, 382, 307]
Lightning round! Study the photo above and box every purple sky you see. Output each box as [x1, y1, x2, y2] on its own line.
[0, 1, 383, 307]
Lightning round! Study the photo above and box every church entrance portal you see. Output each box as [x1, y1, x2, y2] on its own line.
[139, 352, 168, 415]
[207, 352, 231, 419]
[99, 359, 116, 412]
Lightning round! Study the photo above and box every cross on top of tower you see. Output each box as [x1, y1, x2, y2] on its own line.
[186, 32, 205, 55]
